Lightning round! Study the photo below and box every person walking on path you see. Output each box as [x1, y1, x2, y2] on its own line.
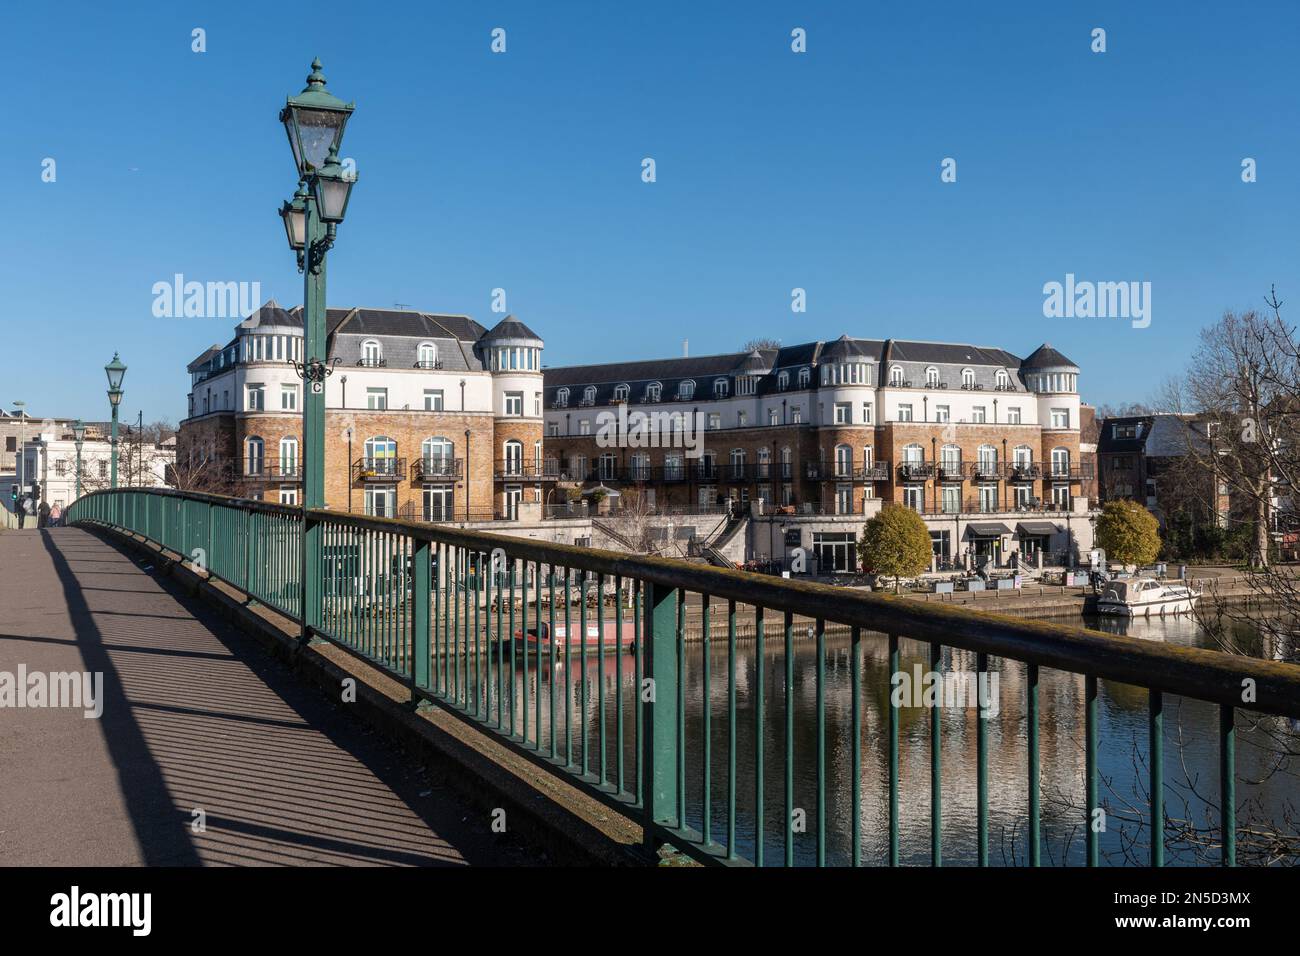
[37, 499, 51, 529]
[16, 495, 27, 529]
[49, 503, 62, 527]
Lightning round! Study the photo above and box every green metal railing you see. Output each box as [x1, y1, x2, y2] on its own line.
[67, 488, 1300, 867]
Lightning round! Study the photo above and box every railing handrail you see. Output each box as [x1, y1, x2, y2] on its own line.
[65, 486, 1300, 718]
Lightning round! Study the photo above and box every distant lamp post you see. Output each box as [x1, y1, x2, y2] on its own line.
[104, 354, 127, 489]
[12, 399, 26, 496]
[280, 58, 356, 638]
[72, 419, 86, 500]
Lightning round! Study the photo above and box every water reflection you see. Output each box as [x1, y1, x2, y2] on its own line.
[474, 614, 1297, 866]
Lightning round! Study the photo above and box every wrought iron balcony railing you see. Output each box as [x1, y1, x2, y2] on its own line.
[899, 461, 935, 480]
[411, 457, 463, 482]
[240, 456, 304, 481]
[351, 457, 407, 482]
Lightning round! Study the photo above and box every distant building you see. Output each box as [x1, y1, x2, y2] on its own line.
[1096, 413, 1229, 529]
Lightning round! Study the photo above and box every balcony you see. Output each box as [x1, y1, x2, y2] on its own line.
[937, 463, 965, 482]
[241, 456, 303, 482]
[966, 461, 1004, 481]
[494, 459, 564, 481]
[356, 357, 387, 368]
[1047, 465, 1095, 481]
[414, 358, 444, 370]
[1007, 463, 1043, 481]
[411, 457, 463, 482]
[899, 462, 935, 480]
[351, 457, 406, 483]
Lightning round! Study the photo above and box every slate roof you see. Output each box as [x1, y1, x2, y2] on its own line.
[1021, 343, 1079, 370]
[478, 315, 542, 343]
[1096, 415, 1155, 454]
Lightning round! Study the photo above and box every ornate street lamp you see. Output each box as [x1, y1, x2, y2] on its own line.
[279, 58, 357, 637]
[104, 353, 126, 489]
[72, 419, 86, 500]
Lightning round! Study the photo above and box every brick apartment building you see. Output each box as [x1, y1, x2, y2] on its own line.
[1096, 413, 1229, 528]
[177, 302, 546, 521]
[543, 338, 1098, 569]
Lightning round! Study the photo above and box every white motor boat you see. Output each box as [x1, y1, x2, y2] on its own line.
[1096, 576, 1200, 617]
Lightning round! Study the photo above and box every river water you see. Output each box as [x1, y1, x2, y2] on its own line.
[485, 613, 1299, 866]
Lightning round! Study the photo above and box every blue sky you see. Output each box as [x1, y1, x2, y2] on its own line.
[2, 0, 1298, 424]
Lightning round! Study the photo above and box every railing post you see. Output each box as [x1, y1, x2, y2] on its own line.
[641, 581, 680, 848]
[411, 538, 431, 698]
[301, 510, 322, 638]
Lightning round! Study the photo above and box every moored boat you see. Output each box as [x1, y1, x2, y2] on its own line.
[1096, 577, 1199, 617]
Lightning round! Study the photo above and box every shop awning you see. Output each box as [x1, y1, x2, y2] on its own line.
[965, 522, 1012, 537]
[1016, 521, 1060, 536]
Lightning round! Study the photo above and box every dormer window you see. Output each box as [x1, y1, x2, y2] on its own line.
[925, 367, 940, 387]
[645, 382, 662, 402]
[583, 385, 598, 406]
[613, 383, 630, 402]
[889, 366, 905, 386]
[678, 380, 695, 400]
[714, 379, 729, 399]
[798, 368, 810, 388]
[417, 342, 439, 369]
[555, 387, 570, 408]
[961, 368, 975, 389]
[361, 340, 383, 367]
[778, 371, 789, 391]
[995, 370, 1010, 390]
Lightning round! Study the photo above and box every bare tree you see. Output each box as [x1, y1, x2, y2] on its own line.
[742, 337, 782, 353]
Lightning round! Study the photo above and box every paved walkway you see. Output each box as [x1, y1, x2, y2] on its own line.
[0, 527, 535, 866]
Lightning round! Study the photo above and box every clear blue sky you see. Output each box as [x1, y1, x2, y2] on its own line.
[3, 0, 1297, 424]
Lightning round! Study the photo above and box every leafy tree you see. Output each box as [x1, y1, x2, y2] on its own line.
[1094, 499, 1161, 565]
[858, 504, 931, 591]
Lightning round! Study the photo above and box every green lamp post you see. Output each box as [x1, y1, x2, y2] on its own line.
[105, 354, 127, 489]
[280, 58, 356, 637]
[72, 419, 86, 500]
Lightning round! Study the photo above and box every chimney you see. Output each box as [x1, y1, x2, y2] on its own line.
[683, 339, 689, 358]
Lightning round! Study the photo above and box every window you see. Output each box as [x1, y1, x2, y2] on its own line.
[1051, 447, 1070, 477]
[737, 375, 757, 396]
[598, 453, 618, 480]
[935, 405, 950, 423]
[417, 342, 439, 369]
[1013, 445, 1033, 468]
[366, 388, 388, 410]
[777, 371, 789, 391]
[98, 460, 108, 478]
[903, 486, 924, 511]
[555, 387, 570, 408]
[971, 406, 986, 424]
[940, 444, 961, 473]
[613, 383, 630, 402]
[835, 444, 853, 477]
[729, 448, 746, 479]
[737, 410, 747, 427]
[708, 413, 721, 430]
[769, 408, 779, 426]
[941, 486, 961, 514]
[645, 382, 662, 402]
[245, 437, 265, 476]
[1007, 406, 1022, 424]
[582, 386, 598, 406]
[961, 368, 975, 389]
[1051, 408, 1070, 429]
[977, 445, 998, 472]
[834, 402, 851, 424]
[979, 485, 999, 512]
[361, 340, 383, 367]
[925, 367, 940, 387]
[889, 366, 904, 386]
[505, 392, 523, 416]
[547, 422, 559, 437]
[664, 455, 684, 480]
[678, 380, 695, 401]
[1113, 423, 1138, 440]
[424, 389, 444, 411]
[55, 459, 67, 476]
[903, 443, 924, 464]
[278, 437, 298, 477]
[996, 370, 1010, 390]
[791, 406, 802, 424]
[503, 440, 524, 476]
[798, 368, 811, 388]
[246, 384, 265, 411]
[862, 402, 873, 424]
[579, 420, 591, 436]
[364, 485, 396, 517]
[1052, 485, 1071, 509]
[714, 379, 729, 399]
[280, 384, 297, 411]
[279, 487, 299, 506]
[897, 404, 913, 422]
[364, 436, 398, 475]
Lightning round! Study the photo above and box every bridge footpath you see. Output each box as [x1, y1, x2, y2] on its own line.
[0, 527, 540, 866]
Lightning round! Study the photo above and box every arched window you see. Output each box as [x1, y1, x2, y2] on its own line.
[781, 446, 792, 478]
[555, 387, 570, 408]
[361, 339, 383, 367]
[835, 443, 853, 477]
[645, 381, 662, 402]
[890, 366, 905, 386]
[714, 378, 729, 398]
[977, 444, 998, 470]
[583, 385, 597, 405]
[995, 369, 1010, 390]
[613, 383, 629, 402]
[903, 443, 924, 463]
[925, 366, 940, 387]
[798, 368, 811, 388]
[422, 437, 455, 476]
[729, 448, 746, 479]
[777, 371, 789, 391]
[678, 380, 695, 400]
[1013, 444, 1034, 467]
[940, 443, 961, 469]
[278, 437, 298, 478]
[245, 437, 265, 476]
[961, 367, 975, 389]
[417, 342, 438, 369]
[503, 439, 523, 476]
[365, 436, 398, 475]
[1051, 447, 1071, 477]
